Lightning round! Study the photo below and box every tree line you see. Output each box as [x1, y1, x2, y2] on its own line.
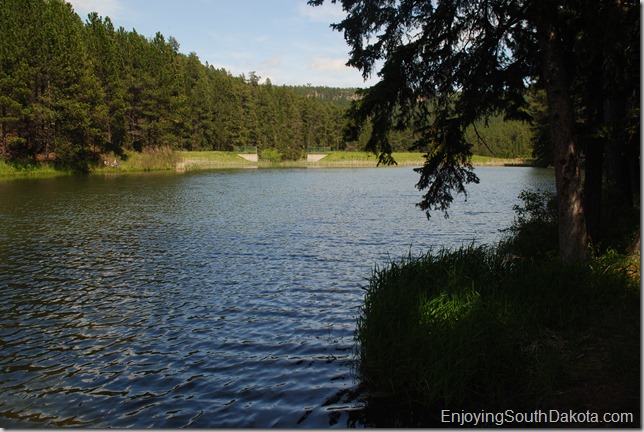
[0, 0, 353, 171]
[0, 0, 536, 173]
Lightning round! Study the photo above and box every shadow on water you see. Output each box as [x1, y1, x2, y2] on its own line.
[308, 385, 446, 428]
[346, 398, 444, 428]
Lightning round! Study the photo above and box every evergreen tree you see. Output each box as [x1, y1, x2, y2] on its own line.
[0, 0, 32, 161]
[84, 13, 129, 154]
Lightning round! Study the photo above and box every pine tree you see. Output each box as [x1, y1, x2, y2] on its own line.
[0, 0, 31, 161]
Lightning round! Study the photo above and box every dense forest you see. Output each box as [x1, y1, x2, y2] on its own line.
[0, 0, 533, 172]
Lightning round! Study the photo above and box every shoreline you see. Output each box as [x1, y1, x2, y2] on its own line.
[0, 152, 536, 180]
[176, 152, 534, 171]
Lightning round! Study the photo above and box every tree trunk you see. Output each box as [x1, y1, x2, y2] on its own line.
[538, 17, 589, 261]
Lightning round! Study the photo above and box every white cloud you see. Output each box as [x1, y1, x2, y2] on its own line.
[65, 0, 127, 20]
[263, 53, 282, 69]
[310, 56, 350, 73]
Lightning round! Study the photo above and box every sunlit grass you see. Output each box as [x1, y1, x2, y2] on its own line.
[0, 160, 68, 179]
[179, 150, 256, 164]
[319, 151, 379, 163]
[318, 152, 531, 166]
[317, 151, 422, 166]
[470, 154, 532, 166]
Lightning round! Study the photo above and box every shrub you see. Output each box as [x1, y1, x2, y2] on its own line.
[356, 245, 522, 408]
[498, 189, 558, 261]
[259, 148, 284, 163]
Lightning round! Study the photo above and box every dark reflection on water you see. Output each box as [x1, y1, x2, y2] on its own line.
[0, 167, 554, 428]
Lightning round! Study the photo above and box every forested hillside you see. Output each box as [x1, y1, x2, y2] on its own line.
[0, 0, 533, 172]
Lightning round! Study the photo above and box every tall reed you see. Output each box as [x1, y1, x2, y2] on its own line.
[355, 243, 639, 410]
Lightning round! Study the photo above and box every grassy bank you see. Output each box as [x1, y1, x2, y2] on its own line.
[0, 150, 533, 179]
[98, 147, 181, 173]
[0, 160, 70, 179]
[0, 148, 182, 179]
[176, 150, 259, 170]
[354, 191, 640, 427]
[177, 150, 531, 170]
[312, 151, 425, 166]
[177, 150, 401, 169]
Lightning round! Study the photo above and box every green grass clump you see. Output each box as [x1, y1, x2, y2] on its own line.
[0, 160, 68, 178]
[356, 244, 639, 412]
[357, 245, 508, 406]
[121, 147, 181, 172]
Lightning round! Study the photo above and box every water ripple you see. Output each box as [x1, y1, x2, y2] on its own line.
[0, 167, 554, 427]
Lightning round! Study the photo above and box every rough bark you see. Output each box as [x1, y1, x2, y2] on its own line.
[538, 17, 589, 261]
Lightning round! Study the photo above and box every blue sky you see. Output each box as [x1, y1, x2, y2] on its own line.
[66, 0, 379, 88]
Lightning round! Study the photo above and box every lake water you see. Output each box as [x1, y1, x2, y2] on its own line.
[0, 166, 554, 428]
